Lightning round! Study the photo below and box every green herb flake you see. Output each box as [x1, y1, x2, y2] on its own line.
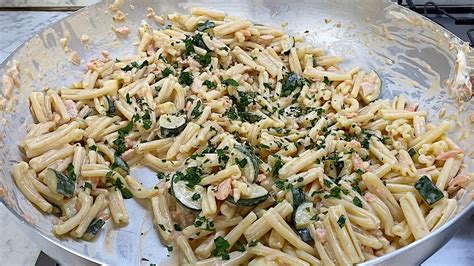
[352, 197, 363, 208]
[191, 100, 203, 118]
[191, 193, 201, 201]
[84, 182, 93, 190]
[203, 80, 216, 89]
[248, 240, 258, 247]
[272, 157, 283, 177]
[162, 67, 173, 78]
[275, 180, 285, 190]
[179, 71, 193, 86]
[213, 236, 230, 260]
[235, 240, 246, 252]
[263, 82, 273, 90]
[355, 169, 365, 175]
[166, 245, 173, 254]
[197, 20, 216, 32]
[194, 216, 215, 231]
[221, 79, 239, 87]
[156, 172, 166, 180]
[323, 76, 331, 85]
[216, 149, 229, 165]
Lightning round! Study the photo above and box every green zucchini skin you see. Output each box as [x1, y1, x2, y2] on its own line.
[111, 155, 130, 177]
[83, 219, 106, 240]
[233, 145, 259, 183]
[226, 183, 268, 207]
[45, 168, 75, 198]
[291, 187, 305, 208]
[159, 114, 187, 137]
[297, 228, 313, 242]
[226, 194, 268, 207]
[170, 176, 203, 212]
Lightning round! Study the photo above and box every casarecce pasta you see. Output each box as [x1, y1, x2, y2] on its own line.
[11, 6, 472, 265]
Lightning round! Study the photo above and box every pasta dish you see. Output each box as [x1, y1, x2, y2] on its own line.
[12, 7, 472, 265]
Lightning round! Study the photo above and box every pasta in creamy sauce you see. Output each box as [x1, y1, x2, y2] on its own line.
[12, 7, 472, 265]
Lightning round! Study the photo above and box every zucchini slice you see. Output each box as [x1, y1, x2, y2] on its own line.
[297, 228, 313, 242]
[111, 155, 130, 177]
[105, 96, 115, 116]
[230, 145, 259, 183]
[294, 202, 316, 229]
[44, 168, 75, 198]
[415, 175, 444, 205]
[291, 187, 305, 208]
[227, 183, 268, 206]
[360, 71, 382, 104]
[281, 36, 295, 54]
[83, 219, 106, 241]
[171, 176, 204, 211]
[159, 114, 187, 137]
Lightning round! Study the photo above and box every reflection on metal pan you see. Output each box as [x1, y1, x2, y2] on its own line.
[0, 0, 472, 265]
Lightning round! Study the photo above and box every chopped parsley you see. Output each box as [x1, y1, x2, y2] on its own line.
[162, 67, 173, 78]
[272, 157, 283, 177]
[263, 82, 273, 90]
[184, 33, 209, 54]
[191, 193, 201, 201]
[141, 110, 152, 130]
[275, 179, 285, 190]
[83, 182, 93, 190]
[324, 186, 342, 199]
[214, 236, 230, 260]
[113, 118, 134, 156]
[194, 216, 215, 231]
[156, 172, 166, 180]
[353, 196, 363, 208]
[248, 240, 258, 247]
[191, 100, 203, 118]
[322, 76, 331, 85]
[203, 80, 216, 89]
[194, 53, 212, 67]
[179, 71, 193, 86]
[173, 167, 202, 189]
[65, 163, 76, 181]
[216, 148, 229, 165]
[235, 240, 246, 252]
[109, 177, 133, 199]
[197, 20, 216, 32]
[355, 169, 365, 175]
[166, 245, 173, 253]
[121, 60, 149, 71]
[221, 79, 239, 87]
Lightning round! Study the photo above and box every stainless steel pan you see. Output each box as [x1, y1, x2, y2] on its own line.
[0, 0, 472, 265]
